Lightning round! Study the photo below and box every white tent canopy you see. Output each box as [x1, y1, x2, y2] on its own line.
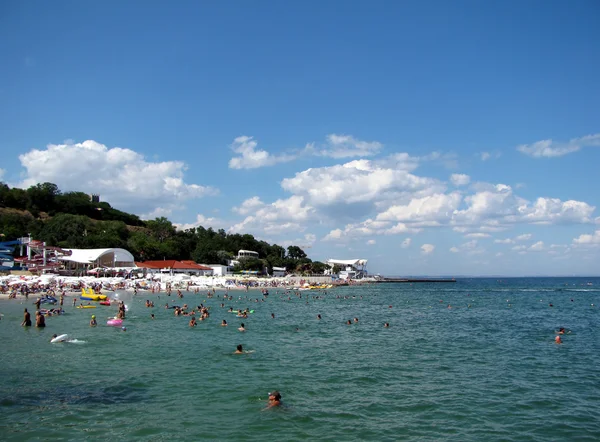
[58, 248, 135, 267]
[326, 259, 368, 267]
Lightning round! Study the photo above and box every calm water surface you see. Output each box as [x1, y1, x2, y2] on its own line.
[1, 277, 599, 441]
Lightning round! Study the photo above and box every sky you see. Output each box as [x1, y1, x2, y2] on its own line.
[1, 1, 599, 276]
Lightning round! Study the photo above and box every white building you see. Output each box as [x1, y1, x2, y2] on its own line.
[208, 264, 231, 276]
[272, 266, 287, 277]
[326, 258, 368, 280]
[236, 250, 259, 259]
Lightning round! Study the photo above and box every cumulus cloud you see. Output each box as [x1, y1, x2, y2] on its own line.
[233, 196, 265, 215]
[449, 240, 485, 255]
[367, 239, 376, 245]
[517, 133, 600, 158]
[450, 173, 470, 186]
[17, 140, 217, 215]
[516, 234, 532, 241]
[464, 233, 490, 238]
[228, 195, 314, 236]
[377, 192, 462, 224]
[421, 244, 435, 255]
[319, 134, 382, 158]
[281, 158, 444, 213]
[228, 136, 296, 169]
[323, 228, 343, 241]
[494, 238, 514, 244]
[573, 230, 600, 245]
[174, 214, 225, 231]
[401, 238, 412, 248]
[479, 151, 501, 161]
[529, 241, 544, 251]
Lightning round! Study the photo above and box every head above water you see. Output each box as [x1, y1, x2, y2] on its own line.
[268, 391, 281, 400]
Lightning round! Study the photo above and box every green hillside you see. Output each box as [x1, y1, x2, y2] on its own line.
[0, 182, 327, 274]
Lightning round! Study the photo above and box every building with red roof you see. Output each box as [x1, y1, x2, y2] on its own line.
[135, 260, 214, 275]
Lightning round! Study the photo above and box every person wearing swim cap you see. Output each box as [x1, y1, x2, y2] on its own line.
[90, 315, 97, 327]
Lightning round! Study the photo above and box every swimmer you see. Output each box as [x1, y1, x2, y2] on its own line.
[234, 344, 244, 354]
[317, 314, 321, 320]
[221, 319, 228, 326]
[353, 317, 359, 323]
[151, 314, 155, 319]
[384, 322, 390, 328]
[90, 315, 97, 327]
[271, 313, 275, 319]
[264, 391, 282, 409]
[346, 320, 352, 325]
[238, 323, 246, 332]
[555, 335, 562, 344]
[189, 317, 196, 327]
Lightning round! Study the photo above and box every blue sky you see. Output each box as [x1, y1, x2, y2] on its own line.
[1, 1, 599, 276]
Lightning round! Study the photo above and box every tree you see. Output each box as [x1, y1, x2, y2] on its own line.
[287, 245, 307, 259]
[26, 182, 60, 214]
[146, 217, 176, 243]
[310, 261, 328, 275]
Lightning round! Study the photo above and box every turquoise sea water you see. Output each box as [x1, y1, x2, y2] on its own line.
[1, 277, 599, 441]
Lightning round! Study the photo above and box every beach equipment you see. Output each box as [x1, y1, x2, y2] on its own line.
[50, 334, 68, 343]
[107, 318, 123, 326]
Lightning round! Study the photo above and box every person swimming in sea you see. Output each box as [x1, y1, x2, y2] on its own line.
[555, 335, 562, 344]
[263, 390, 282, 410]
[90, 315, 97, 327]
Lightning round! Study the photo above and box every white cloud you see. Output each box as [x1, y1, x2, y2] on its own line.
[449, 239, 485, 255]
[323, 228, 343, 241]
[377, 192, 462, 223]
[319, 134, 382, 158]
[401, 238, 412, 248]
[573, 230, 600, 245]
[494, 238, 514, 244]
[529, 241, 544, 251]
[421, 244, 435, 254]
[281, 158, 443, 208]
[367, 239, 376, 245]
[228, 136, 296, 169]
[517, 133, 600, 158]
[17, 140, 217, 215]
[142, 206, 176, 220]
[0, 168, 5, 180]
[464, 233, 490, 238]
[479, 151, 501, 161]
[228, 195, 314, 235]
[450, 173, 470, 186]
[174, 214, 225, 231]
[516, 234, 532, 241]
[233, 196, 265, 215]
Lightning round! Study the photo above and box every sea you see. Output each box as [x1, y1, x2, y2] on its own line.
[1, 277, 599, 441]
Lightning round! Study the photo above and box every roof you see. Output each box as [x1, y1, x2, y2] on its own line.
[58, 248, 135, 264]
[272, 266, 287, 271]
[136, 260, 212, 270]
[326, 259, 368, 266]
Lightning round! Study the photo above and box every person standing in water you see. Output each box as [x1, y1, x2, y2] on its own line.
[21, 308, 32, 327]
[36, 311, 45, 328]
